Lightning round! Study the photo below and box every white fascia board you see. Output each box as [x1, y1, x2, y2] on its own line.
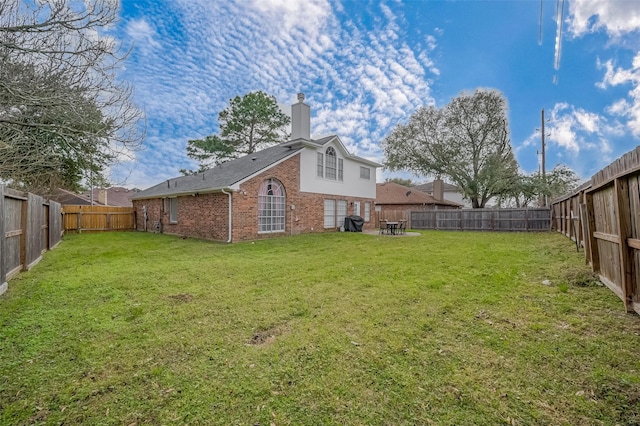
[132, 187, 235, 200]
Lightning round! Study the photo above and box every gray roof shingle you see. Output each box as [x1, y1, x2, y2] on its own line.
[132, 143, 302, 200]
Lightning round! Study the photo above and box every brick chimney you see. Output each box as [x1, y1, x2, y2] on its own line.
[433, 179, 444, 201]
[98, 188, 108, 205]
[291, 92, 310, 140]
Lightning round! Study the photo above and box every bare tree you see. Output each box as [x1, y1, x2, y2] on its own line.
[383, 89, 518, 208]
[0, 0, 144, 193]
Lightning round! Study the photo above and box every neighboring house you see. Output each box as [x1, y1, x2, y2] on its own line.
[50, 187, 139, 206]
[413, 180, 471, 208]
[414, 180, 497, 208]
[376, 182, 462, 225]
[131, 93, 381, 242]
[79, 187, 139, 207]
[49, 188, 96, 206]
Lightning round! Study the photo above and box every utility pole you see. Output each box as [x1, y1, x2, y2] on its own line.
[541, 108, 547, 207]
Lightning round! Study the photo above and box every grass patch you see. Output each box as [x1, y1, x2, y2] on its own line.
[1, 231, 639, 425]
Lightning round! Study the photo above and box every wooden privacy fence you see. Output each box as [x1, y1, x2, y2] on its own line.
[551, 145, 640, 314]
[1, 186, 63, 296]
[411, 208, 551, 232]
[63, 205, 135, 233]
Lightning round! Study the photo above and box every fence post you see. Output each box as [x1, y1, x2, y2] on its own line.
[20, 195, 27, 272]
[614, 178, 634, 312]
[584, 192, 600, 273]
[579, 203, 591, 265]
[0, 185, 6, 296]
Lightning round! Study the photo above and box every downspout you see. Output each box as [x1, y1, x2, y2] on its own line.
[221, 189, 232, 243]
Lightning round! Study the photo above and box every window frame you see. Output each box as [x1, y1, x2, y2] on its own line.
[324, 199, 336, 228]
[169, 197, 178, 224]
[337, 200, 347, 228]
[317, 152, 324, 178]
[360, 166, 371, 180]
[353, 201, 361, 217]
[364, 202, 371, 222]
[258, 178, 286, 234]
[325, 147, 337, 180]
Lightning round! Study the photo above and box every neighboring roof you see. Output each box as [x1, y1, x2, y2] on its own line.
[376, 182, 463, 207]
[413, 181, 461, 193]
[49, 188, 97, 206]
[78, 186, 140, 207]
[104, 187, 140, 207]
[132, 143, 303, 200]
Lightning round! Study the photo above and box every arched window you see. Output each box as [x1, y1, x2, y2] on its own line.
[258, 179, 286, 233]
[325, 147, 337, 180]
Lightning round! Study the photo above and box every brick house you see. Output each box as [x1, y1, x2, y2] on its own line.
[131, 94, 381, 242]
[375, 181, 462, 227]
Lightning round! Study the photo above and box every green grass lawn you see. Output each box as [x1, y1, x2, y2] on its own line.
[1, 231, 639, 425]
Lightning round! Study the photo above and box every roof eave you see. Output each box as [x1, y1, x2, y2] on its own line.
[131, 187, 235, 201]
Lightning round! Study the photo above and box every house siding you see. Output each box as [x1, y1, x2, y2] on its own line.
[133, 154, 376, 242]
[299, 140, 377, 199]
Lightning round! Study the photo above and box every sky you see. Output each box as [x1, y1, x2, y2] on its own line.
[110, 0, 640, 189]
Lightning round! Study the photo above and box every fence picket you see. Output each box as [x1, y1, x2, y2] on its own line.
[1, 185, 63, 296]
[410, 208, 550, 232]
[551, 146, 640, 315]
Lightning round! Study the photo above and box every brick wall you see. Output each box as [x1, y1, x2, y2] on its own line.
[133, 154, 376, 242]
[133, 193, 229, 240]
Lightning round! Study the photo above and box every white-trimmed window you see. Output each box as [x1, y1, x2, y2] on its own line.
[169, 198, 178, 223]
[337, 200, 347, 228]
[326, 147, 337, 180]
[258, 179, 286, 233]
[364, 202, 371, 222]
[317, 152, 324, 178]
[338, 158, 344, 182]
[360, 166, 371, 180]
[353, 201, 360, 217]
[324, 199, 336, 228]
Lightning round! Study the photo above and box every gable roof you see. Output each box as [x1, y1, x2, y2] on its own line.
[132, 143, 303, 200]
[376, 182, 463, 207]
[133, 134, 382, 200]
[283, 134, 381, 168]
[413, 181, 461, 193]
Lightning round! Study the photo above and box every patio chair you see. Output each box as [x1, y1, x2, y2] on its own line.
[379, 220, 387, 234]
[398, 221, 406, 235]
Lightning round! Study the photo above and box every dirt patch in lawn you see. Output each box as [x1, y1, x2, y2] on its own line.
[168, 293, 193, 303]
[248, 322, 291, 346]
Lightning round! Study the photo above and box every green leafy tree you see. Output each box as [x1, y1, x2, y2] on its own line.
[185, 91, 290, 172]
[385, 177, 416, 187]
[498, 164, 581, 207]
[383, 89, 519, 208]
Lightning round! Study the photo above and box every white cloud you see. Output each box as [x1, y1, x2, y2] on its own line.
[597, 52, 640, 136]
[568, 0, 640, 37]
[545, 103, 608, 154]
[125, 19, 161, 51]
[112, 1, 439, 188]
